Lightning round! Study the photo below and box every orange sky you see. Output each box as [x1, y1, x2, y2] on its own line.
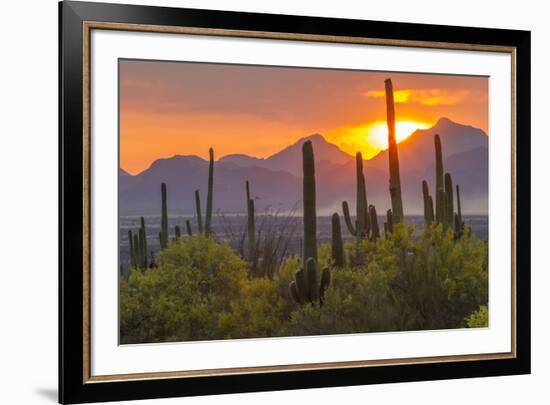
[120, 59, 488, 175]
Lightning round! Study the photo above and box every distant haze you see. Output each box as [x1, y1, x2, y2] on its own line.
[120, 118, 488, 216]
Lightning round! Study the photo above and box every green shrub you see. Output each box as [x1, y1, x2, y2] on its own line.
[120, 222, 488, 343]
[465, 305, 489, 328]
[120, 235, 248, 343]
[219, 277, 288, 338]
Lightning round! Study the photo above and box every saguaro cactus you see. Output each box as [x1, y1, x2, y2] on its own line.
[434, 134, 444, 224]
[331, 213, 344, 267]
[174, 225, 181, 240]
[385, 78, 404, 223]
[445, 173, 454, 230]
[436, 187, 447, 228]
[342, 152, 369, 237]
[386, 209, 394, 234]
[455, 184, 464, 237]
[160, 183, 168, 249]
[186, 220, 193, 237]
[128, 230, 135, 269]
[245, 180, 256, 260]
[139, 216, 148, 268]
[289, 257, 331, 305]
[205, 147, 214, 236]
[369, 205, 380, 241]
[422, 180, 435, 225]
[133, 233, 140, 268]
[356, 152, 368, 238]
[302, 140, 318, 265]
[194, 190, 203, 234]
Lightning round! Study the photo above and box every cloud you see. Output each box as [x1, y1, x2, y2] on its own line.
[363, 88, 485, 106]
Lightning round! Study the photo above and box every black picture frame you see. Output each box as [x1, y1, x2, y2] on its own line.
[59, 1, 531, 403]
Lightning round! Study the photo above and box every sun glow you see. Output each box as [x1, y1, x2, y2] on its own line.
[366, 120, 431, 150]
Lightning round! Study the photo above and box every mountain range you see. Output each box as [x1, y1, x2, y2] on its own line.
[119, 118, 488, 216]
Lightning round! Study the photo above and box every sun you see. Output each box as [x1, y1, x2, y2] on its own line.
[366, 120, 430, 150]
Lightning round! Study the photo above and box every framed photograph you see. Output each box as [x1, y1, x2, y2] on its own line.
[59, 1, 530, 403]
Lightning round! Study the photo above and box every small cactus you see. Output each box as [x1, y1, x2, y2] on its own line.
[186, 220, 192, 236]
[289, 257, 331, 305]
[194, 190, 203, 234]
[175, 225, 181, 240]
[331, 213, 344, 267]
[386, 209, 394, 234]
[422, 180, 434, 225]
[369, 205, 380, 241]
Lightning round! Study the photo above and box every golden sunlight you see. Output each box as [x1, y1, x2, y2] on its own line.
[366, 120, 431, 150]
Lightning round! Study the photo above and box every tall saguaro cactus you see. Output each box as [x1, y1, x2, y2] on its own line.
[302, 140, 318, 265]
[245, 180, 256, 260]
[160, 183, 168, 249]
[331, 213, 344, 267]
[205, 147, 214, 236]
[445, 173, 454, 230]
[434, 134, 444, 224]
[385, 78, 404, 223]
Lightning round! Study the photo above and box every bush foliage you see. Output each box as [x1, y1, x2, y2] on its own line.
[120, 223, 488, 343]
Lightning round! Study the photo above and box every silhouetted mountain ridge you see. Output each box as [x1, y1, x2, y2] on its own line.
[120, 118, 488, 215]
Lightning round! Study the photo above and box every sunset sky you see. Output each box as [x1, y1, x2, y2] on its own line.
[120, 59, 488, 175]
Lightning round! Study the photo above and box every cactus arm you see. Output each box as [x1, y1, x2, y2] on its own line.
[319, 267, 331, 305]
[342, 201, 357, 236]
[295, 268, 308, 303]
[289, 281, 302, 304]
